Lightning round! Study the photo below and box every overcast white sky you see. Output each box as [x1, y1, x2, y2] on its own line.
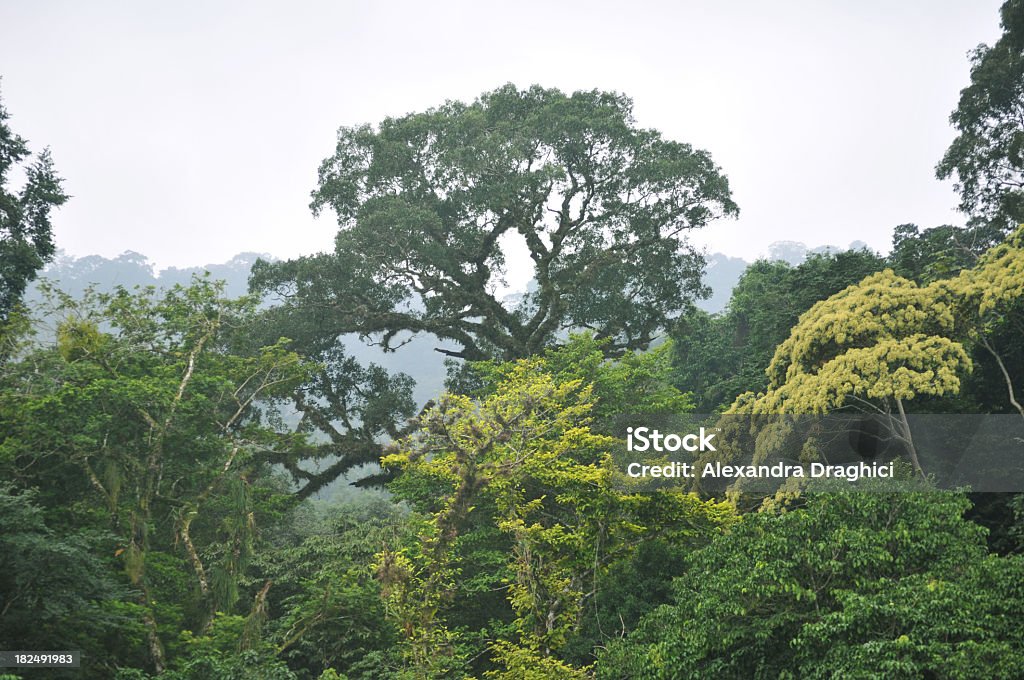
[0, 0, 1007, 282]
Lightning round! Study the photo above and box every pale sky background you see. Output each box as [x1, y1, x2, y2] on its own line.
[0, 0, 1007, 290]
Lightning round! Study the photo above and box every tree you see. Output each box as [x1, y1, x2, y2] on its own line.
[377, 360, 618, 676]
[937, 0, 1024, 231]
[672, 249, 885, 412]
[889, 223, 993, 284]
[376, 338, 731, 677]
[941, 224, 1024, 418]
[1, 279, 310, 673]
[253, 498, 407, 679]
[702, 229, 1024, 510]
[268, 339, 417, 497]
[0, 87, 68, 322]
[251, 84, 737, 362]
[597, 489, 1024, 679]
[736, 270, 973, 477]
[885, 222, 1024, 421]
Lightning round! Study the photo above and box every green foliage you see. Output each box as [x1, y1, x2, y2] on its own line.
[937, 0, 1024, 230]
[889, 223, 995, 284]
[253, 498, 407, 679]
[147, 614, 299, 680]
[599, 489, 1024, 679]
[474, 334, 694, 422]
[379, 340, 732, 676]
[318, 672, 350, 680]
[672, 249, 885, 412]
[0, 88, 68, 323]
[0, 278, 312, 673]
[792, 556, 1024, 678]
[0, 484, 134, 676]
[251, 83, 737, 362]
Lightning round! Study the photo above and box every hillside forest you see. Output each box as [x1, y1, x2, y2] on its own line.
[3, 2, 1024, 678]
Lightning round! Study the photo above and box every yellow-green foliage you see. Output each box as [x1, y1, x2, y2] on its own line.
[380, 345, 733, 675]
[945, 224, 1024, 318]
[485, 640, 591, 679]
[761, 332, 969, 413]
[380, 359, 616, 659]
[767, 270, 957, 387]
[733, 225, 1024, 416]
[740, 269, 967, 414]
[56, 318, 108, 362]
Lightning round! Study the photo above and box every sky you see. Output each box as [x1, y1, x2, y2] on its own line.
[0, 0, 1008, 289]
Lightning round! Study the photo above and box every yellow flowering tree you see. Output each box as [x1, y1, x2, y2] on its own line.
[733, 270, 971, 476]
[943, 225, 1024, 417]
[376, 344, 731, 677]
[731, 225, 1024, 476]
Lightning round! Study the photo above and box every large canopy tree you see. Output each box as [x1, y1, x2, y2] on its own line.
[251, 84, 737, 362]
[724, 227, 1024, 481]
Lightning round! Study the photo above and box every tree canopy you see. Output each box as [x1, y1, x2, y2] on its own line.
[251, 84, 738, 362]
[598, 489, 1024, 679]
[1, 279, 311, 674]
[753, 269, 970, 418]
[377, 337, 732, 677]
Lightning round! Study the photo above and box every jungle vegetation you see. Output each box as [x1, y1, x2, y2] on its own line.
[3, 3, 1024, 678]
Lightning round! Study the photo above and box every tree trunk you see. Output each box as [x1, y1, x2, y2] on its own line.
[137, 583, 166, 674]
[895, 397, 924, 478]
[980, 334, 1024, 419]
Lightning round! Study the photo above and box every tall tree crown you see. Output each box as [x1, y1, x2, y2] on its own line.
[252, 84, 737, 361]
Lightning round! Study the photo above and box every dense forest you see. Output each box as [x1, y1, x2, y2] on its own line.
[3, 2, 1024, 678]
